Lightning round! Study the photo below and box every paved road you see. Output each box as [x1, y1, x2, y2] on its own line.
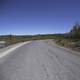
[0, 40, 80, 80]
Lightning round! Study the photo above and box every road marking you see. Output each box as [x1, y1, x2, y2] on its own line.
[0, 41, 31, 58]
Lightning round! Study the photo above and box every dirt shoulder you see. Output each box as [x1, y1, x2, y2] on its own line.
[53, 39, 80, 52]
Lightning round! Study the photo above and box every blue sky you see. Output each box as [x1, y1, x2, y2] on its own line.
[0, 0, 80, 35]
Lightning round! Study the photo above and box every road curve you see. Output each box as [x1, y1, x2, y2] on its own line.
[0, 40, 80, 80]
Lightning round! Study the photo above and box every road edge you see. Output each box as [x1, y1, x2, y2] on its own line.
[0, 41, 31, 58]
[48, 41, 80, 56]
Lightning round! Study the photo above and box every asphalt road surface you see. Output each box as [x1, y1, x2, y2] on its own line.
[0, 40, 80, 80]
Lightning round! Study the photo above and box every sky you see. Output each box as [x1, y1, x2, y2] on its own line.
[0, 0, 80, 35]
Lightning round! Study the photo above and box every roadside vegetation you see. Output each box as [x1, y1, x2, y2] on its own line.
[54, 23, 80, 52]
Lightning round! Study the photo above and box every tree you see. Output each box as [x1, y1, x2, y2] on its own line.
[69, 22, 80, 38]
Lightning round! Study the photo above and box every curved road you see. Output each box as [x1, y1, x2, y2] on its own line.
[0, 40, 80, 80]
